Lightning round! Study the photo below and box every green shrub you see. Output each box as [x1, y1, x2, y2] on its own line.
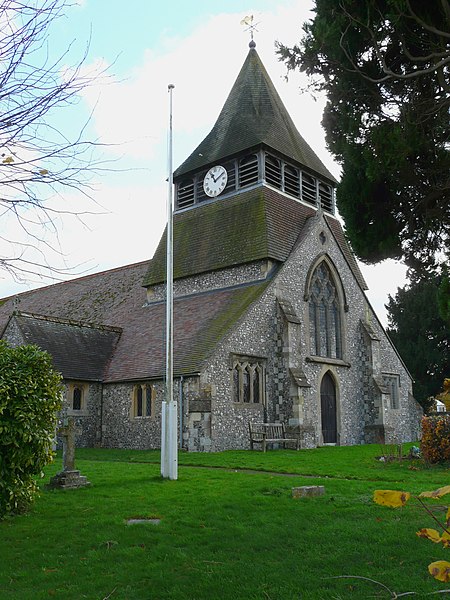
[421, 415, 450, 464]
[0, 341, 62, 518]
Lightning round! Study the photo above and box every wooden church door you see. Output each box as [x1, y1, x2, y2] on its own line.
[320, 372, 337, 444]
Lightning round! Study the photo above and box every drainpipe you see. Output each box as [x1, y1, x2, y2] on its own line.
[99, 383, 103, 448]
[179, 376, 184, 449]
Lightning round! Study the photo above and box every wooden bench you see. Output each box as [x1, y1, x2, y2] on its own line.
[249, 422, 299, 452]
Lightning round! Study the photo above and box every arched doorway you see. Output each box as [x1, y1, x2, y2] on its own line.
[321, 372, 337, 444]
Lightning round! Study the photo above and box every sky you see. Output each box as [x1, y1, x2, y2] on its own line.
[0, 0, 408, 325]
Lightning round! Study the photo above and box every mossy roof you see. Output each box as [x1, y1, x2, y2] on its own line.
[174, 46, 337, 184]
[143, 187, 316, 287]
[9, 312, 121, 381]
[0, 261, 271, 381]
[106, 281, 271, 381]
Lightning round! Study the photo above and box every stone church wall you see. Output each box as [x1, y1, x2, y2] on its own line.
[102, 381, 163, 449]
[201, 303, 272, 452]
[59, 382, 102, 448]
[194, 210, 421, 451]
[368, 316, 422, 442]
[267, 212, 371, 447]
[100, 378, 202, 451]
[2, 316, 24, 346]
[147, 260, 271, 302]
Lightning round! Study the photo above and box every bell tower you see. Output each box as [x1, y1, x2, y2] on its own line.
[173, 41, 337, 214]
[143, 42, 338, 290]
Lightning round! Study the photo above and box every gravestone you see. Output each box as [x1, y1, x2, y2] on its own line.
[292, 485, 325, 498]
[48, 417, 90, 489]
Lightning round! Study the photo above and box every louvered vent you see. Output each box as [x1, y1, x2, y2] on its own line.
[265, 155, 282, 187]
[319, 183, 333, 212]
[284, 164, 300, 197]
[239, 154, 258, 188]
[302, 173, 317, 205]
[177, 179, 195, 208]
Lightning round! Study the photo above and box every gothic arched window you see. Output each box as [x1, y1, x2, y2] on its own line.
[132, 384, 153, 418]
[232, 357, 265, 404]
[309, 262, 343, 359]
[72, 386, 83, 411]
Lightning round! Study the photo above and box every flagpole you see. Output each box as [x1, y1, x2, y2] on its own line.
[161, 83, 178, 480]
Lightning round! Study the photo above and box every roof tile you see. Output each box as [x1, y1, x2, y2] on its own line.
[174, 48, 337, 184]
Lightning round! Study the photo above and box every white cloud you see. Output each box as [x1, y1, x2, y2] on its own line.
[77, 2, 331, 171]
[0, 0, 409, 324]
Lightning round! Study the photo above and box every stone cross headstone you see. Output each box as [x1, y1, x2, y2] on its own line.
[47, 416, 90, 489]
[60, 417, 76, 471]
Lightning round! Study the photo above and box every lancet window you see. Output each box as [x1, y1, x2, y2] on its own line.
[308, 262, 343, 359]
[383, 374, 400, 409]
[132, 384, 153, 418]
[232, 357, 265, 404]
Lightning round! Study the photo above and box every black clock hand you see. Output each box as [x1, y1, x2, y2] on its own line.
[213, 171, 225, 183]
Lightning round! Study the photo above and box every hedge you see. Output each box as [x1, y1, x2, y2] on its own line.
[0, 341, 62, 518]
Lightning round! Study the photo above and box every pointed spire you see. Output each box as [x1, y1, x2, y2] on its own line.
[174, 48, 336, 184]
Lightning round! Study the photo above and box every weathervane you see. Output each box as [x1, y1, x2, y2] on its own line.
[240, 15, 260, 46]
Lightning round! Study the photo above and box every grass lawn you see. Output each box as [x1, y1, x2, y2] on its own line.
[1, 443, 449, 599]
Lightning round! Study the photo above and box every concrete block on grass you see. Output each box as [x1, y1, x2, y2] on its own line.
[292, 485, 325, 498]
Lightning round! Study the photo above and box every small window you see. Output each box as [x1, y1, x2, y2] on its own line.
[72, 386, 83, 411]
[383, 374, 400, 409]
[232, 357, 265, 404]
[68, 383, 87, 413]
[132, 384, 153, 418]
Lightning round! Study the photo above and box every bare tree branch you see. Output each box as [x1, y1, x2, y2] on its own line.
[0, 0, 114, 280]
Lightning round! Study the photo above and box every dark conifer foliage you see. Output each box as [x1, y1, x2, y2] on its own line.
[386, 277, 449, 411]
[277, 0, 449, 275]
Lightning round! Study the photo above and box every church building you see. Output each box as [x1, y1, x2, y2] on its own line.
[0, 42, 422, 451]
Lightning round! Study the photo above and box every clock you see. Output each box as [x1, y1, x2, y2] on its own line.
[203, 165, 228, 197]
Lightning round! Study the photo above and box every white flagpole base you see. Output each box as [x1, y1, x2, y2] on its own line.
[161, 401, 178, 480]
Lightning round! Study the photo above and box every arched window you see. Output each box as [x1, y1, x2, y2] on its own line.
[72, 386, 83, 411]
[232, 357, 265, 404]
[132, 384, 153, 418]
[309, 262, 343, 359]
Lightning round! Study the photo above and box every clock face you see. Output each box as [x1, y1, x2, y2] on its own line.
[203, 165, 228, 197]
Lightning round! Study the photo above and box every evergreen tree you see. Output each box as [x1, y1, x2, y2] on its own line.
[386, 277, 449, 411]
[276, 0, 449, 275]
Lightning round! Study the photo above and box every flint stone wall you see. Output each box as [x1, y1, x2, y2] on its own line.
[194, 211, 421, 450]
[1, 213, 421, 452]
[59, 382, 102, 448]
